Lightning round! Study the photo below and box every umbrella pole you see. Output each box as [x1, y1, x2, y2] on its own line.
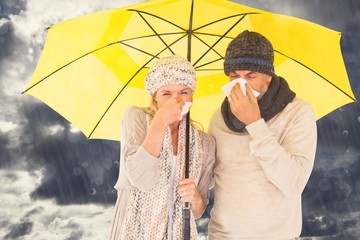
[182, 113, 191, 240]
[183, 1, 194, 238]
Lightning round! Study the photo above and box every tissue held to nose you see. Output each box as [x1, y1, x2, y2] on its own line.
[179, 101, 192, 120]
[221, 78, 260, 97]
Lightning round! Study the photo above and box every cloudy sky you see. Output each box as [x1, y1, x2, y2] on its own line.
[1, 0, 360, 239]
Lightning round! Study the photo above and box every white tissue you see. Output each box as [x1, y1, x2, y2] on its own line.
[221, 78, 260, 97]
[179, 101, 192, 120]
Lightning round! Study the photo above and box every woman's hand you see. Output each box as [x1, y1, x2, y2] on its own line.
[156, 96, 184, 126]
[177, 178, 205, 219]
[143, 96, 184, 157]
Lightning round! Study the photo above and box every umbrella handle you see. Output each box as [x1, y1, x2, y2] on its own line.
[182, 205, 191, 240]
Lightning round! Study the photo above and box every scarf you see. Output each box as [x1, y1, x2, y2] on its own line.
[120, 114, 203, 240]
[221, 76, 296, 132]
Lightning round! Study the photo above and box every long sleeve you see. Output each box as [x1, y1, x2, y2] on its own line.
[194, 132, 216, 218]
[208, 98, 317, 239]
[119, 106, 160, 192]
[246, 100, 317, 198]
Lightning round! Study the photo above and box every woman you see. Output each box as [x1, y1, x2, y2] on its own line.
[109, 55, 215, 239]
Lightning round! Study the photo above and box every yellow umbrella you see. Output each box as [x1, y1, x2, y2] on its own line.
[23, 0, 356, 141]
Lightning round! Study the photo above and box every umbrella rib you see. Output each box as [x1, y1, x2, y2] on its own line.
[275, 50, 356, 102]
[23, 31, 181, 94]
[195, 68, 223, 72]
[187, 0, 194, 62]
[88, 57, 158, 139]
[194, 32, 233, 38]
[190, 32, 225, 65]
[137, 11, 175, 55]
[22, 42, 120, 93]
[193, 12, 260, 32]
[120, 32, 184, 42]
[194, 57, 223, 70]
[193, 32, 233, 63]
[127, 9, 190, 55]
[120, 34, 187, 59]
[120, 41, 159, 58]
[127, 9, 186, 31]
[193, 14, 248, 67]
[88, 32, 189, 138]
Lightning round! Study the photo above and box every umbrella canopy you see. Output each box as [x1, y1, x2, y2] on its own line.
[23, 0, 356, 141]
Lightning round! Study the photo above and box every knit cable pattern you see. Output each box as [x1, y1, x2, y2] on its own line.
[120, 115, 203, 240]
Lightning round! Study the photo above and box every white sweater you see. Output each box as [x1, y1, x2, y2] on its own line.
[109, 106, 215, 239]
[208, 97, 317, 240]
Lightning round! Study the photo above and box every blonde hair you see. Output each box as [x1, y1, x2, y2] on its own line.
[142, 97, 158, 117]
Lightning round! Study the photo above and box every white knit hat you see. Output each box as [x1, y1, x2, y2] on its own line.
[144, 55, 196, 95]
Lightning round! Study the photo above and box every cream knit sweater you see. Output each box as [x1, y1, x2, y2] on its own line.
[109, 106, 215, 240]
[208, 97, 317, 240]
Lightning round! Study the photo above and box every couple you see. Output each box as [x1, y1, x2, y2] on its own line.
[109, 30, 317, 240]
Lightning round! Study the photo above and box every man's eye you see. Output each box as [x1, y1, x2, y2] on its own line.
[162, 93, 171, 96]
[181, 91, 189, 95]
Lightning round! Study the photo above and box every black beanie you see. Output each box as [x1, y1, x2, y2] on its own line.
[224, 30, 274, 76]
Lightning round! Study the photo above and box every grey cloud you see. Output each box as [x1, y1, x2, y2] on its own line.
[17, 102, 119, 205]
[0, 20, 13, 62]
[67, 230, 84, 240]
[301, 106, 360, 237]
[0, 219, 10, 229]
[0, 0, 28, 61]
[0, 133, 12, 167]
[4, 221, 33, 239]
[316, 104, 360, 154]
[24, 206, 45, 218]
[0, 0, 121, 208]
[0, 0, 26, 19]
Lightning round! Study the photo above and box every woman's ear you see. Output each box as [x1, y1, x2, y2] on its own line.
[153, 95, 158, 106]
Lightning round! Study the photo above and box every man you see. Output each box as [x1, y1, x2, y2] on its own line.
[208, 30, 317, 239]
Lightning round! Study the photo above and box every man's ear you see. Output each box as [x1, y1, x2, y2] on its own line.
[266, 75, 272, 84]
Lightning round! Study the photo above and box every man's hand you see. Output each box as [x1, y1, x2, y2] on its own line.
[229, 83, 261, 125]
